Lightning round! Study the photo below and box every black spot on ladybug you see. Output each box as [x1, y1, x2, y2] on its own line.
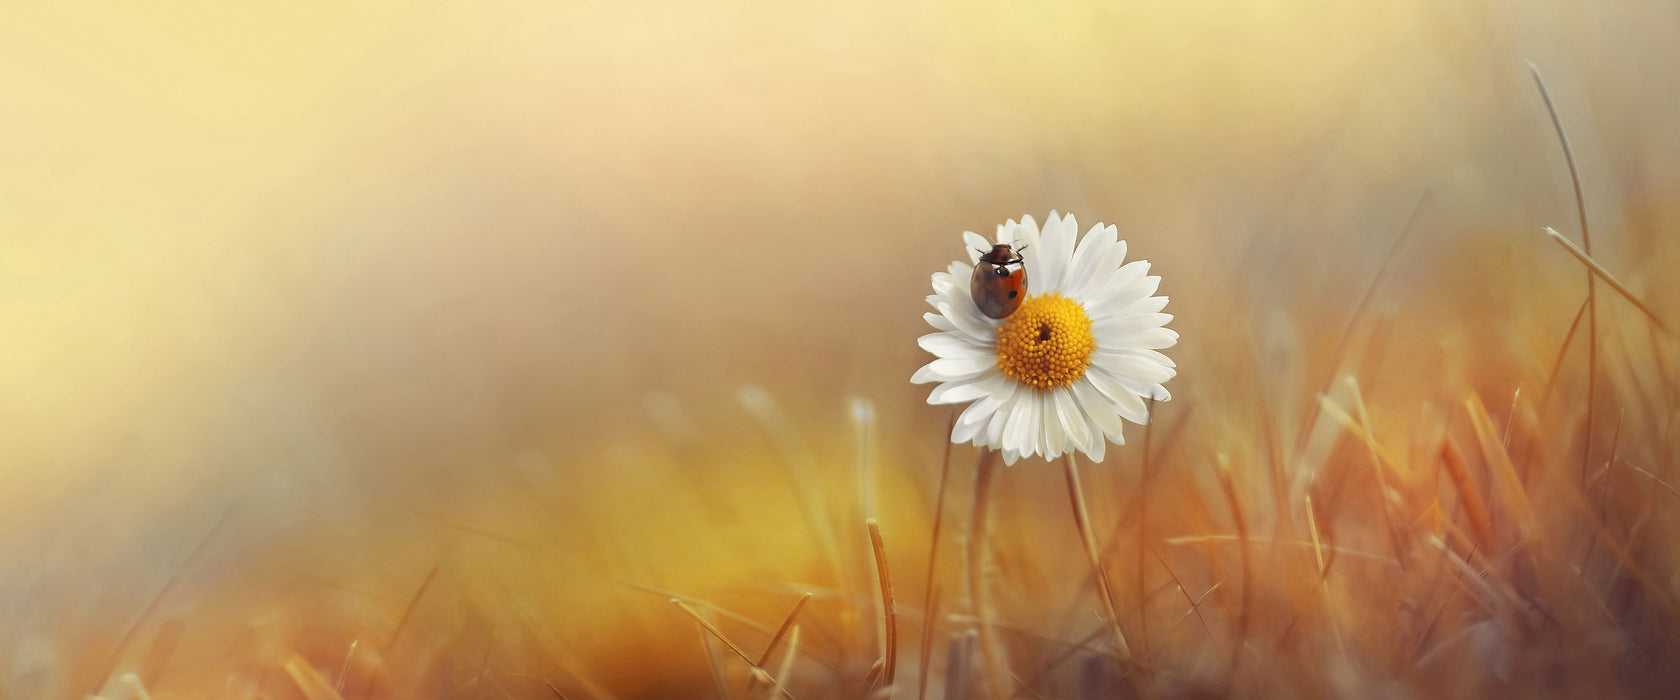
[1008, 290, 1017, 299]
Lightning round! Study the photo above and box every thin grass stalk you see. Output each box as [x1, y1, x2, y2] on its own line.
[1215, 456, 1250, 690]
[1136, 396, 1157, 658]
[867, 519, 899, 692]
[920, 411, 958, 700]
[966, 449, 1012, 699]
[1528, 63, 1600, 491]
[1061, 454, 1133, 661]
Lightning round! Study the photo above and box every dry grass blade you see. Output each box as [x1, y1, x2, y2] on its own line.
[866, 520, 899, 691]
[1540, 227, 1671, 335]
[1529, 63, 1591, 253]
[756, 593, 813, 668]
[1349, 378, 1409, 570]
[385, 566, 440, 654]
[1215, 456, 1250, 689]
[774, 627, 801, 699]
[1530, 61, 1603, 533]
[1061, 455, 1133, 659]
[335, 637, 360, 696]
[918, 585, 942, 700]
[1304, 494, 1330, 574]
[1317, 396, 1409, 480]
[919, 411, 957, 700]
[1149, 545, 1221, 654]
[286, 654, 349, 700]
[699, 614, 732, 700]
[120, 674, 154, 700]
[672, 599, 758, 666]
[414, 512, 547, 551]
[1164, 535, 1398, 568]
[966, 450, 1013, 699]
[1556, 490, 1678, 615]
[1168, 582, 1223, 636]
[1292, 190, 1430, 463]
[1425, 537, 1510, 615]
[88, 508, 228, 696]
[1542, 297, 1591, 402]
[942, 632, 976, 700]
[1304, 495, 1348, 659]
[1628, 462, 1680, 501]
[1136, 395, 1158, 658]
[1464, 394, 1546, 554]
[1438, 439, 1496, 549]
[623, 583, 777, 637]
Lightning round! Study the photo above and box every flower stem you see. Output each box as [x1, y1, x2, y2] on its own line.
[1062, 454, 1132, 660]
[966, 449, 1012, 698]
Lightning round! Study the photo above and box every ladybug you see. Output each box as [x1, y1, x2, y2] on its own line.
[969, 243, 1027, 319]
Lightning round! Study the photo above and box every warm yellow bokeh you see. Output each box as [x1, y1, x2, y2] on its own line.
[3, 1, 1678, 698]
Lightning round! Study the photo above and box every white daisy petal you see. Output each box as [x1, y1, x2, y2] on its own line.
[1002, 392, 1037, 458]
[1053, 388, 1091, 457]
[963, 231, 991, 264]
[1092, 277, 1163, 314]
[1049, 211, 1081, 292]
[1072, 237, 1129, 303]
[953, 383, 1009, 443]
[1041, 389, 1064, 458]
[1014, 215, 1044, 287]
[954, 383, 1012, 441]
[928, 373, 994, 406]
[1087, 431, 1108, 462]
[923, 312, 957, 333]
[1116, 347, 1176, 369]
[1091, 350, 1177, 385]
[1105, 370, 1171, 412]
[1071, 379, 1124, 442]
[1034, 211, 1067, 292]
[1065, 224, 1116, 300]
[1106, 294, 1170, 318]
[918, 332, 989, 358]
[1093, 312, 1175, 339]
[985, 391, 1016, 447]
[932, 353, 995, 380]
[1123, 327, 1180, 350]
[1091, 260, 1151, 304]
[936, 301, 997, 344]
[1084, 365, 1150, 424]
[939, 372, 1012, 406]
[932, 276, 969, 308]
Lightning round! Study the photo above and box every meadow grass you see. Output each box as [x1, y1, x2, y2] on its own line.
[51, 66, 1680, 700]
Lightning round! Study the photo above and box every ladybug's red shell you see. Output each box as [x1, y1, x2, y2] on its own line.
[970, 244, 1027, 319]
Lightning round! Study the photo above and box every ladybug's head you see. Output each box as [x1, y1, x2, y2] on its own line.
[981, 243, 1023, 266]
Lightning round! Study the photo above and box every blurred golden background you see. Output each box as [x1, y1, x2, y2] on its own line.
[3, 1, 1680, 698]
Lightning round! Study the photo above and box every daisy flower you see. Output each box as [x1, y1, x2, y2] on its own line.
[912, 212, 1178, 464]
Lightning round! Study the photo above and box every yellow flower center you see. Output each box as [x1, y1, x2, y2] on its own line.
[994, 292, 1096, 390]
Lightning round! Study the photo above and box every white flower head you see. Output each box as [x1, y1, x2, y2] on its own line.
[912, 212, 1178, 465]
